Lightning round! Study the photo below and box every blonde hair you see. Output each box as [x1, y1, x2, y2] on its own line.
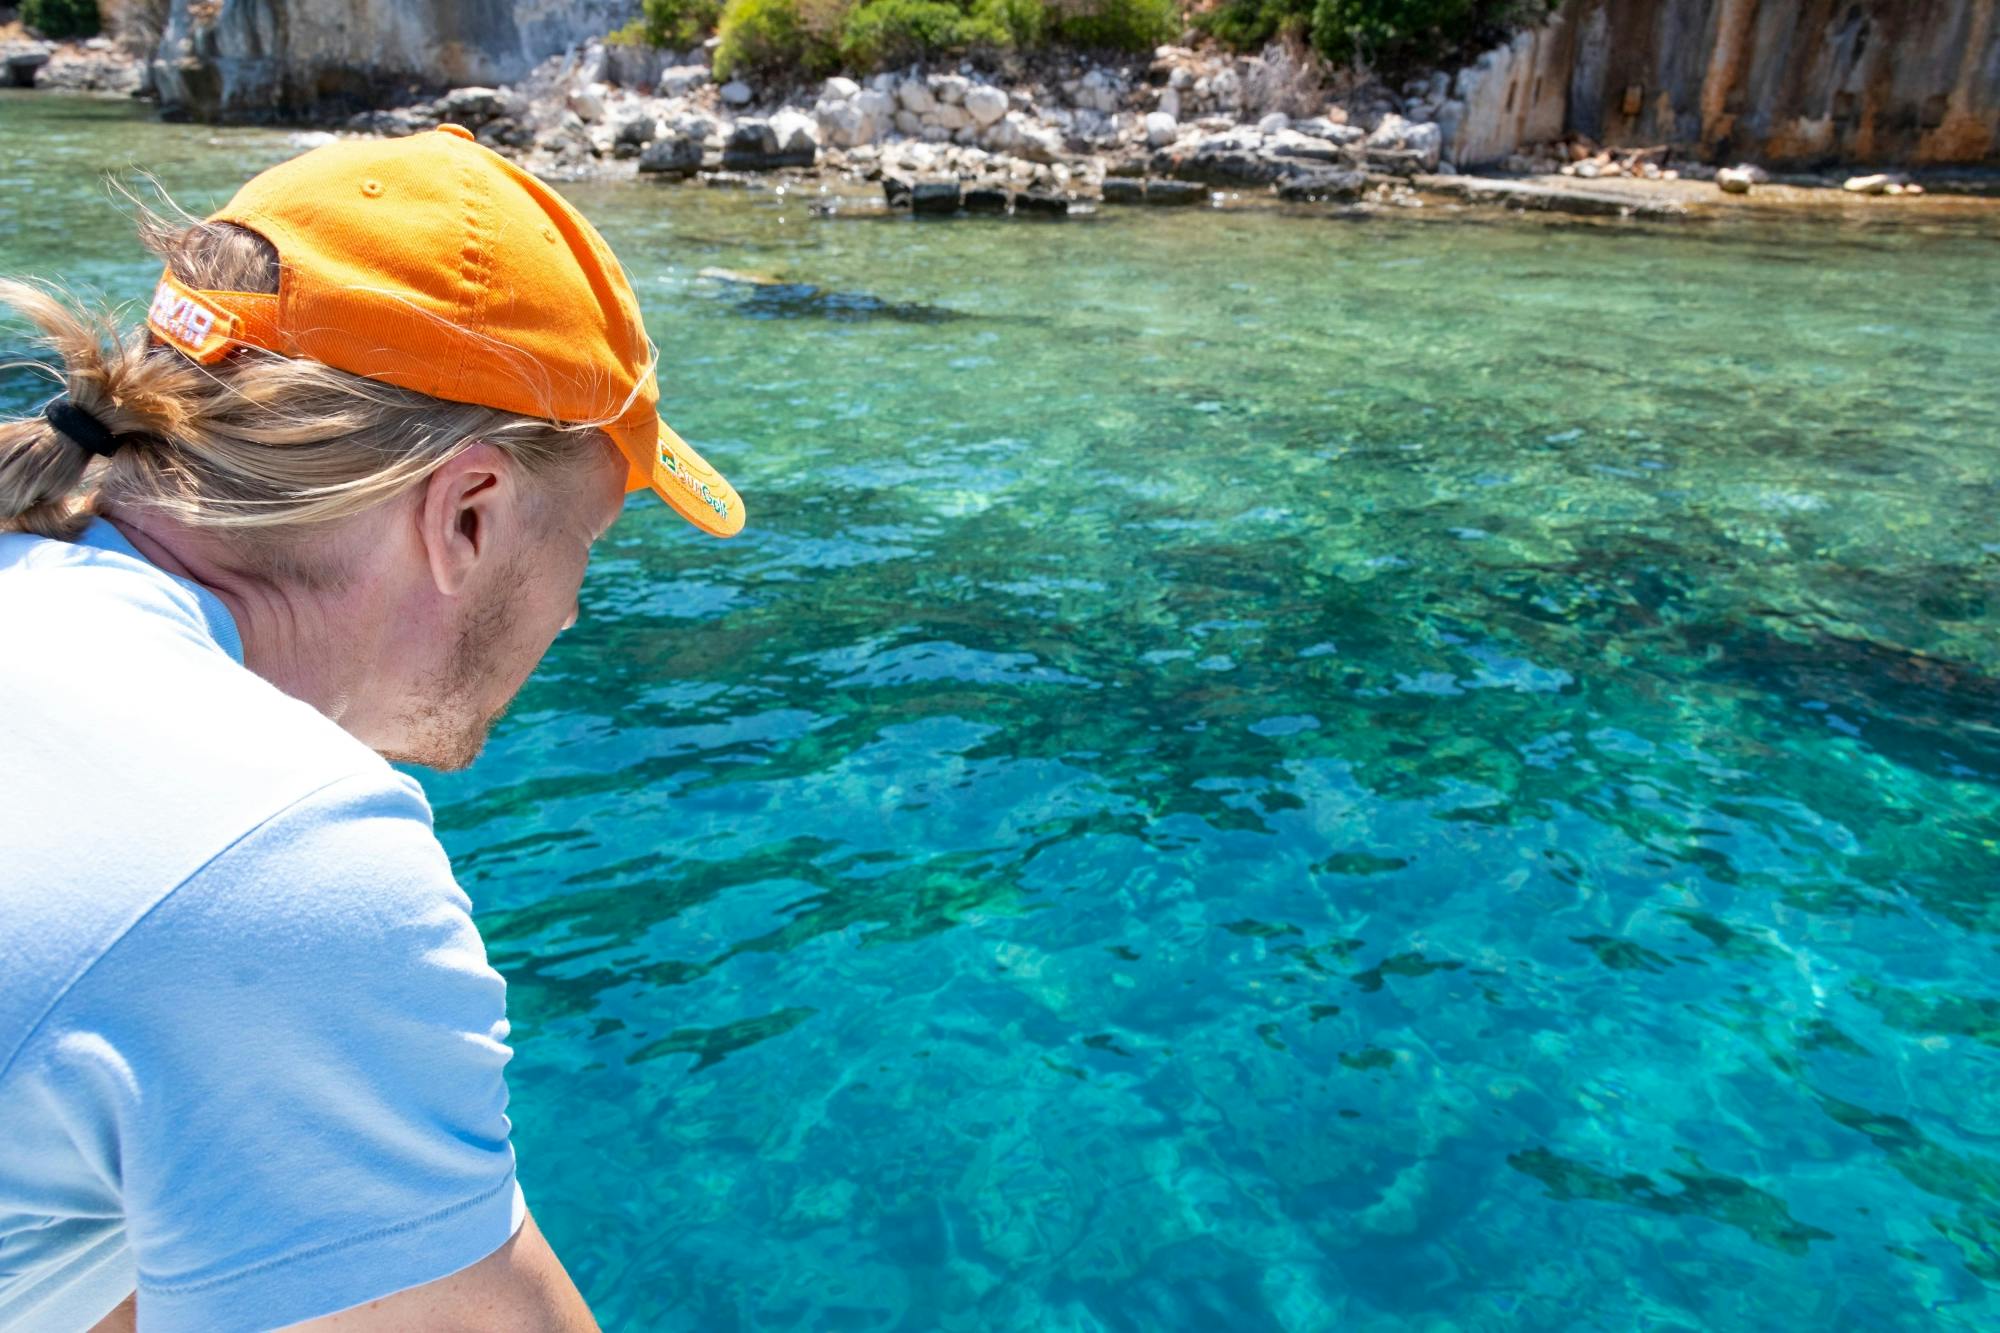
[0, 202, 608, 575]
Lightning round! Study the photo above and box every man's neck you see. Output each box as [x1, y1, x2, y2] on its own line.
[103, 510, 384, 730]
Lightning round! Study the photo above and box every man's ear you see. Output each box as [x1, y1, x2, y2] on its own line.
[415, 442, 514, 596]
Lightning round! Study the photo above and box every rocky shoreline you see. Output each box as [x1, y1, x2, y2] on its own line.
[332, 41, 1462, 219]
[7, 28, 1993, 223]
[338, 40, 1975, 221]
[3, 32, 146, 95]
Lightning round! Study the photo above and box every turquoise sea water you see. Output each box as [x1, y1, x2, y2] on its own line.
[5, 93, 2000, 1330]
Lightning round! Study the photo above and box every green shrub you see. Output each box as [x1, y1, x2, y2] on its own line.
[839, 0, 1009, 69]
[1049, 0, 1178, 51]
[972, 0, 1046, 47]
[1199, 0, 1547, 76]
[21, 0, 102, 39]
[1192, 0, 1307, 53]
[632, 0, 728, 48]
[714, 0, 847, 78]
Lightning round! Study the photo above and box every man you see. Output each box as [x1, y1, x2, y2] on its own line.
[0, 125, 742, 1330]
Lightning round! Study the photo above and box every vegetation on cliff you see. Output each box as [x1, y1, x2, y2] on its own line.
[21, 0, 102, 40]
[626, 0, 1519, 81]
[689, 0, 1181, 79]
[1197, 0, 1551, 76]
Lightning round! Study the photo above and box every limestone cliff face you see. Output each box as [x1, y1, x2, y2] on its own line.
[153, 0, 639, 121]
[1452, 0, 1999, 166]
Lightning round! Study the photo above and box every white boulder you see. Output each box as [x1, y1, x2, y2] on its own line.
[1292, 117, 1363, 145]
[985, 111, 1063, 163]
[822, 76, 860, 101]
[1073, 68, 1120, 114]
[963, 84, 1008, 128]
[898, 78, 937, 114]
[719, 79, 753, 106]
[1365, 113, 1442, 170]
[815, 96, 877, 147]
[658, 65, 710, 97]
[768, 108, 820, 156]
[1144, 110, 1178, 147]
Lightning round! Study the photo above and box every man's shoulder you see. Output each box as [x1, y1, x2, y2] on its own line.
[0, 523, 392, 816]
[0, 529, 446, 1069]
[106, 767, 481, 1004]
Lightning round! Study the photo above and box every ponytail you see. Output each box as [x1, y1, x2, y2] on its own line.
[0, 282, 158, 538]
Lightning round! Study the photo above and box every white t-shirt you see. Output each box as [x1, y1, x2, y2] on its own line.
[0, 520, 524, 1332]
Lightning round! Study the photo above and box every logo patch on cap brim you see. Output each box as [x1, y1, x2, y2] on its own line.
[651, 423, 743, 537]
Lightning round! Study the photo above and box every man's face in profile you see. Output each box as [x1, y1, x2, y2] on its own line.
[386, 443, 630, 771]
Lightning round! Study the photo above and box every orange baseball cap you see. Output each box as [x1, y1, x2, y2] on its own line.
[143, 123, 743, 537]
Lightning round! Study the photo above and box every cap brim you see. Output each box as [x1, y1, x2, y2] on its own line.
[624, 417, 744, 538]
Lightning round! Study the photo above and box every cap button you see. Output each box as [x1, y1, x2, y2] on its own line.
[436, 123, 475, 141]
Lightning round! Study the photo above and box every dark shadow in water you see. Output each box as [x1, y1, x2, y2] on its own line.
[1813, 1092, 2000, 1281]
[626, 1004, 818, 1070]
[1508, 1145, 1835, 1255]
[703, 276, 968, 324]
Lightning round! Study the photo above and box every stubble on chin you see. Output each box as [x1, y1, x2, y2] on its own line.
[380, 572, 522, 771]
[375, 704, 500, 772]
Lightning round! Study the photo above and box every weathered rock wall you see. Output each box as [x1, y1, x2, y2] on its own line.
[153, 0, 639, 121]
[1451, 0, 1999, 167]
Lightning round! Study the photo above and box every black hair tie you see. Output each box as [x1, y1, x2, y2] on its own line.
[44, 397, 121, 459]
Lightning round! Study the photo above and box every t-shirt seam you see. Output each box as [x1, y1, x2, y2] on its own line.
[137, 1172, 516, 1296]
[0, 766, 408, 1088]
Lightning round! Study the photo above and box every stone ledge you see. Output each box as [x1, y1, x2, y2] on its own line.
[1414, 174, 1690, 219]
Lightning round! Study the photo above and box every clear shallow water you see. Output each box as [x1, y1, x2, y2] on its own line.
[6, 93, 2000, 1331]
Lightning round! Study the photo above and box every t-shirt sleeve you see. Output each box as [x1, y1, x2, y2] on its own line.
[33, 770, 524, 1333]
